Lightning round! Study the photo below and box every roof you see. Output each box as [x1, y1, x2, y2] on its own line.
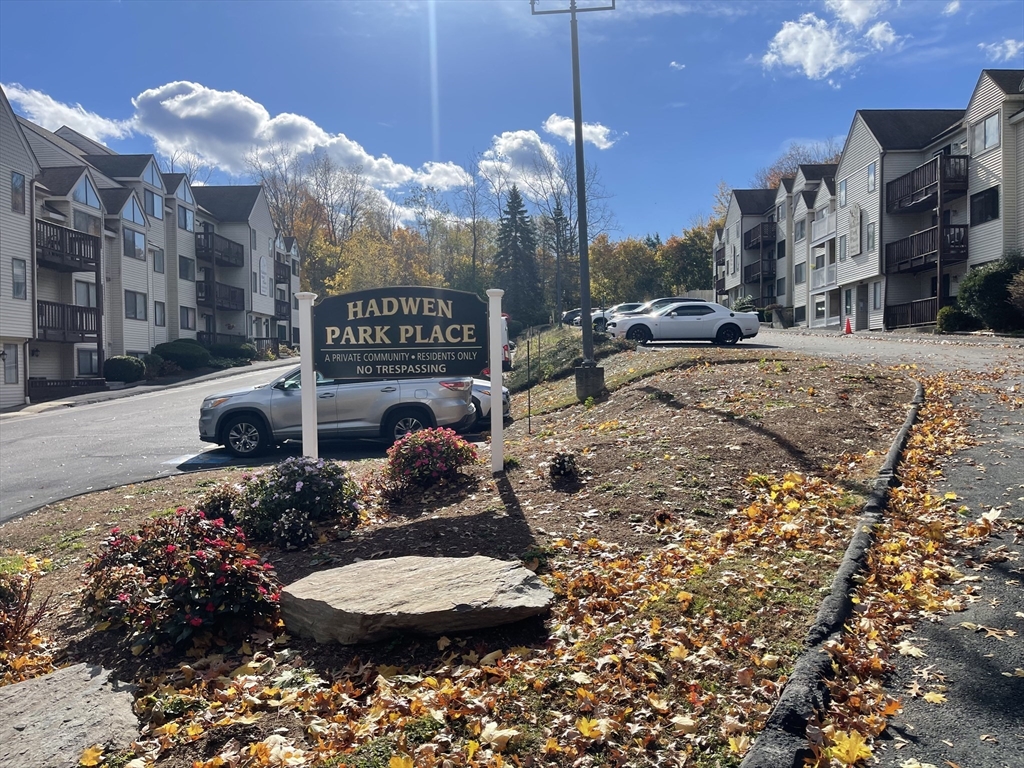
[0, 86, 40, 176]
[162, 172, 186, 195]
[801, 190, 817, 208]
[191, 185, 262, 221]
[98, 187, 132, 215]
[83, 154, 152, 179]
[779, 177, 794, 192]
[983, 69, 1024, 95]
[798, 164, 838, 181]
[55, 126, 116, 156]
[823, 177, 836, 195]
[732, 189, 777, 215]
[37, 166, 87, 197]
[17, 116, 94, 163]
[858, 110, 965, 150]
[283, 236, 296, 251]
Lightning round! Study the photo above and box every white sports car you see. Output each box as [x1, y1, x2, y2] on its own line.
[607, 301, 760, 345]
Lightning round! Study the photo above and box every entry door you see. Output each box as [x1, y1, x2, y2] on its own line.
[269, 373, 340, 438]
[856, 284, 869, 331]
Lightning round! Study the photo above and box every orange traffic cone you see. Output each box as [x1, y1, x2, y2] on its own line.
[844, 317, 853, 335]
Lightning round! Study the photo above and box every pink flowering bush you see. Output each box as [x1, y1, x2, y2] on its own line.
[81, 509, 280, 651]
[238, 456, 360, 548]
[196, 481, 242, 525]
[380, 427, 478, 498]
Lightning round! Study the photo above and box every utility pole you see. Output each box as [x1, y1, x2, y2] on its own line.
[531, 0, 614, 400]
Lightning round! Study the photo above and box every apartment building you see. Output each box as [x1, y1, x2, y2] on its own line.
[715, 69, 1023, 332]
[0, 84, 300, 408]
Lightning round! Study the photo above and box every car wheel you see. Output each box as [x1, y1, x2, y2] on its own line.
[223, 414, 270, 458]
[716, 324, 741, 345]
[386, 409, 429, 443]
[626, 325, 653, 345]
[594, 318, 607, 332]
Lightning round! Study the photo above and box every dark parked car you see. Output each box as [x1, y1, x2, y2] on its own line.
[561, 308, 582, 325]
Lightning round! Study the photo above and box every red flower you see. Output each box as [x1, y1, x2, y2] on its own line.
[117, 593, 129, 602]
[111, 527, 121, 534]
[205, 602, 215, 612]
[190, 617, 203, 626]
[166, 544, 177, 553]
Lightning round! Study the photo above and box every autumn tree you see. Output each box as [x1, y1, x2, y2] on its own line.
[658, 215, 716, 293]
[494, 185, 542, 323]
[751, 138, 843, 190]
[591, 236, 663, 306]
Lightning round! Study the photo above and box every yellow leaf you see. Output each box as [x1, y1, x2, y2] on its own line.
[95, 621, 111, 631]
[671, 715, 698, 734]
[760, 654, 780, 669]
[377, 664, 401, 678]
[466, 740, 480, 760]
[79, 744, 104, 766]
[544, 737, 561, 754]
[389, 756, 414, 768]
[923, 691, 947, 704]
[729, 734, 751, 756]
[185, 722, 204, 739]
[669, 645, 690, 661]
[479, 720, 518, 752]
[896, 640, 927, 658]
[647, 694, 670, 713]
[437, 636, 451, 650]
[827, 730, 872, 765]
[480, 649, 503, 666]
[576, 717, 602, 738]
[944, 492, 958, 500]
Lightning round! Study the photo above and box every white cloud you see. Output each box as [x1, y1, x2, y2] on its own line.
[865, 21, 898, 50]
[4, 82, 133, 142]
[478, 129, 559, 191]
[978, 39, 1024, 63]
[942, 1, 960, 15]
[669, 61, 686, 70]
[824, 0, 886, 30]
[762, 13, 863, 80]
[541, 113, 620, 150]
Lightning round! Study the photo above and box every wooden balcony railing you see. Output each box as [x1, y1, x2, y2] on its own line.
[715, 277, 727, 294]
[196, 280, 246, 311]
[274, 260, 291, 284]
[885, 297, 937, 329]
[886, 155, 968, 214]
[714, 248, 726, 267]
[274, 299, 292, 320]
[743, 258, 776, 284]
[36, 220, 100, 272]
[743, 221, 776, 250]
[197, 331, 247, 347]
[195, 232, 245, 267]
[884, 225, 968, 274]
[251, 337, 281, 357]
[28, 377, 107, 403]
[37, 300, 98, 342]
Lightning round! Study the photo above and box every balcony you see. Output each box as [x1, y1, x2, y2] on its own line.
[743, 221, 776, 251]
[810, 263, 838, 290]
[810, 212, 836, 244]
[714, 247, 726, 267]
[195, 232, 245, 268]
[274, 260, 291, 284]
[715, 277, 727, 294]
[36, 220, 99, 272]
[743, 259, 776, 284]
[885, 297, 937, 329]
[274, 299, 292, 320]
[28, 377, 106, 403]
[37, 300, 98, 342]
[196, 280, 246, 311]
[884, 225, 968, 274]
[197, 331, 247, 347]
[886, 155, 968, 214]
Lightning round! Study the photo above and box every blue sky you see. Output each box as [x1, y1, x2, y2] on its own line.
[1, 0, 1022, 239]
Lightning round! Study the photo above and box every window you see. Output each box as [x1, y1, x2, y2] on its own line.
[153, 247, 165, 274]
[143, 161, 162, 187]
[74, 210, 101, 236]
[123, 228, 146, 260]
[839, 234, 847, 262]
[180, 306, 196, 330]
[795, 220, 806, 241]
[278, 323, 288, 342]
[177, 206, 194, 232]
[872, 281, 882, 310]
[970, 186, 999, 226]
[252, 272, 258, 293]
[12, 258, 26, 299]
[122, 195, 146, 225]
[293, 296, 299, 310]
[178, 255, 196, 281]
[176, 181, 194, 205]
[866, 222, 876, 251]
[251, 229, 257, 251]
[11, 171, 25, 213]
[795, 262, 806, 284]
[125, 290, 147, 320]
[845, 289, 852, 316]
[144, 189, 163, 219]
[4, 344, 18, 384]
[74, 280, 96, 307]
[735, 223, 740, 240]
[838, 179, 847, 207]
[776, 240, 786, 261]
[814, 297, 826, 320]
[292, 259, 299, 276]
[72, 175, 100, 208]
[867, 162, 876, 193]
[77, 349, 99, 376]
[794, 306, 806, 324]
[971, 113, 1000, 154]
[776, 277, 786, 297]
[154, 301, 166, 327]
[777, 202, 786, 221]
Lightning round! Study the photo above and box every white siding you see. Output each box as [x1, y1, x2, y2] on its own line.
[0, 337, 25, 409]
[1017, 118, 1024, 250]
[791, 193, 810, 321]
[0, 96, 37, 343]
[836, 116, 882, 287]
[965, 75, 1008, 265]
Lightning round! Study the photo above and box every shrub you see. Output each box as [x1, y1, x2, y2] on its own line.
[159, 359, 182, 377]
[380, 428, 478, 494]
[142, 353, 164, 379]
[548, 451, 580, 482]
[196, 482, 242, 525]
[238, 457, 360, 548]
[81, 510, 279, 651]
[1008, 271, 1024, 314]
[175, 338, 206, 348]
[507, 319, 524, 338]
[153, 341, 211, 370]
[733, 295, 756, 313]
[936, 305, 980, 334]
[103, 355, 146, 383]
[957, 251, 1024, 332]
[207, 342, 256, 361]
[1, 557, 55, 684]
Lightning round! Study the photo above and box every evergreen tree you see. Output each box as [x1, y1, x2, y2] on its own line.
[494, 185, 542, 323]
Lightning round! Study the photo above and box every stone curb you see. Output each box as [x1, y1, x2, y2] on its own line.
[740, 380, 926, 768]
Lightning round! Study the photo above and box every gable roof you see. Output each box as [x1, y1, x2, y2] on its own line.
[162, 172, 187, 196]
[83, 154, 153, 179]
[797, 163, 837, 181]
[98, 187, 132, 216]
[779, 177, 794, 192]
[0, 85, 41, 176]
[17, 116, 94, 165]
[283, 236, 296, 251]
[800, 190, 817, 208]
[732, 189, 777, 215]
[55, 125, 116, 156]
[982, 69, 1024, 95]
[191, 185, 262, 221]
[38, 166, 88, 197]
[822, 177, 835, 195]
[858, 110, 965, 150]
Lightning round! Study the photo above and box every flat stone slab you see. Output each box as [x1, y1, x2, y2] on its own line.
[281, 555, 554, 644]
[0, 663, 137, 768]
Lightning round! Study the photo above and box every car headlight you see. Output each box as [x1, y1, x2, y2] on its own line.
[203, 396, 232, 409]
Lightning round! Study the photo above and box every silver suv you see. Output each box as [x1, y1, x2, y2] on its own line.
[199, 366, 475, 457]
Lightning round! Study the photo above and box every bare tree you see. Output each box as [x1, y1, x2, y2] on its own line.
[476, 151, 514, 220]
[456, 153, 488, 282]
[161, 149, 214, 185]
[750, 137, 844, 189]
[523, 149, 615, 247]
[308, 151, 373, 245]
[244, 143, 311, 244]
[363, 189, 402, 242]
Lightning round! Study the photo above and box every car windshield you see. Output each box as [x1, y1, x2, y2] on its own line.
[651, 303, 684, 317]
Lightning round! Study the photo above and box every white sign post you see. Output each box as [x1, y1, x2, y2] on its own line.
[487, 289, 504, 475]
[296, 291, 318, 459]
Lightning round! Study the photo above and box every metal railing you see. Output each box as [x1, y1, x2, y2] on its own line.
[37, 300, 98, 341]
[28, 377, 107, 403]
[884, 225, 968, 273]
[743, 221, 776, 250]
[274, 260, 291, 284]
[196, 280, 246, 311]
[274, 299, 292, 320]
[743, 259, 776, 283]
[194, 232, 245, 267]
[885, 297, 938, 328]
[36, 220, 100, 272]
[886, 155, 968, 214]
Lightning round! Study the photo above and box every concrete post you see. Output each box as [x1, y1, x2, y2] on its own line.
[296, 291, 318, 459]
[487, 289, 504, 475]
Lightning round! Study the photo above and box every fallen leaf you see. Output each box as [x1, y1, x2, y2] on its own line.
[923, 691, 947, 704]
[79, 745, 104, 766]
[828, 730, 872, 765]
[897, 639, 927, 658]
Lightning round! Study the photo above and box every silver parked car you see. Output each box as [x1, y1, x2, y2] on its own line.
[470, 378, 511, 430]
[199, 366, 475, 457]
